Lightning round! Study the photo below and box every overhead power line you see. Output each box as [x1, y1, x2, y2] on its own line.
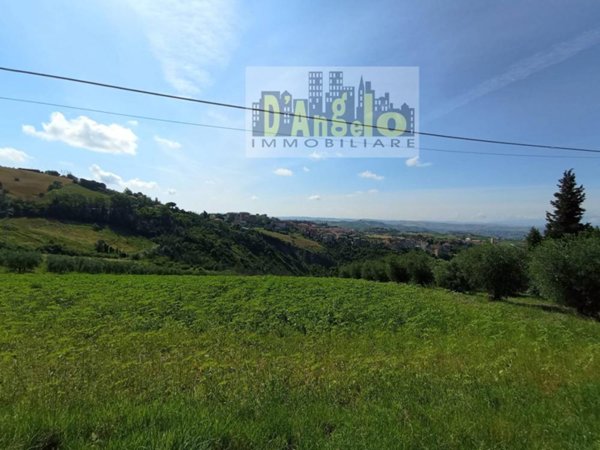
[2, 66, 600, 154]
[2, 95, 600, 160]
[0, 96, 247, 133]
[418, 146, 600, 159]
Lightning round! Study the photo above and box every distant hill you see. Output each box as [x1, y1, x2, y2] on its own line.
[283, 216, 531, 239]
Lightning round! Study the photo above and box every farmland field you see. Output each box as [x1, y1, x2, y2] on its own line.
[0, 274, 599, 449]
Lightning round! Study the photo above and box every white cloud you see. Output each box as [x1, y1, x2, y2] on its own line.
[308, 194, 321, 201]
[168, 188, 177, 195]
[405, 156, 432, 168]
[303, 166, 310, 172]
[126, 0, 238, 94]
[154, 135, 182, 150]
[127, 178, 158, 190]
[346, 189, 378, 198]
[127, 120, 139, 126]
[250, 195, 259, 201]
[308, 152, 325, 160]
[274, 168, 293, 177]
[90, 164, 122, 185]
[428, 27, 600, 121]
[0, 147, 31, 163]
[23, 112, 137, 155]
[359, 170, 384, 181]
[89, 164, 158, 192]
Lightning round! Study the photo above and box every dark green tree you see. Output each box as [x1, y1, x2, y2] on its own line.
[455, 244, 528, 300]
[545, 169, 587, 238]
[525, 227, 543, 250]
[530, 234, 600, 317]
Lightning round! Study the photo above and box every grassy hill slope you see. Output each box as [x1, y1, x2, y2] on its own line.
[0, 217, 154, 255]
[0, 166, 336, 273]
[257, 228, 325, 253]
[0, 166, 73, 200]
[1, 274, 598, 449]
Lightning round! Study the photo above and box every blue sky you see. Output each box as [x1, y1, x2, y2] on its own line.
[1, 0, 600, 224]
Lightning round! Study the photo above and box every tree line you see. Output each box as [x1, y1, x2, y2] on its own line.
[340, 169, 600, 318]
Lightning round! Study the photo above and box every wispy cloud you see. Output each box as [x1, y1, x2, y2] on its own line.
[0, 147, 31, 164]
[154, 135, 182, 150]
[126, 0, 239, 94]
[308, 194, 321, 201]
[428, 27, 600, 121]
[274, 168, 293, 177]
[406, 155, 432, 168]
[359, 170, 384, 181]
[23, 113, 137, 155]
[90, 164, 158, 192]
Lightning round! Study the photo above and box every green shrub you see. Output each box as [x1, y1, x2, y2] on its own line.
[401, 251, 435, 286]
[46, 255, 75, 273]
[386, 256, 410, 283]
[455, 244, 528, 300]
[46, 254, 191, 275]
[338, 261, 363, 279]
[360, 260, 389, 282]
[530, 234, 600, 317]
[434, 260, 470, 292]
[0, 250, 42, 273]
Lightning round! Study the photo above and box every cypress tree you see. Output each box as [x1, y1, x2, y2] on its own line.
[545, 169, 587, 238]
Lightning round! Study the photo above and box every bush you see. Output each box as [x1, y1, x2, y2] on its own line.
[530, 234, 600, 317]
[46, 254, 192, 275]
[386, 256, 410, 283]
[360, 260, 389, 282]
[338, 261, 363, 279]
[401, 251, 435, 286]
[455, 244, 528, 300]
[0, 250, 42, 273]
[434, 260, 470, 292]
[47, 181, 63, 191]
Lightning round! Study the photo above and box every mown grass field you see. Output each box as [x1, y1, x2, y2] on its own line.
[0, 274, 599, 449]
[0, 167, 73, 200]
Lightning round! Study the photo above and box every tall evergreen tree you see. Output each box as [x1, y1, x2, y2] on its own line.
[545, 169, 587, 238]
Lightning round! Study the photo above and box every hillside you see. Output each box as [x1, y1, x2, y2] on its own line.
[0, 166, 73, 200]
[0, 166, 336, 274]
[1, 274, 598, 449]
[0, 217, 154, 255]
[0, 165, 526, 274]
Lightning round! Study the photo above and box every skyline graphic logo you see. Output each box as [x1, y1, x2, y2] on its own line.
[246, 67, 419, 158]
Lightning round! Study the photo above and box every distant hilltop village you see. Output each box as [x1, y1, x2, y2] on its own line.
[252, 71, 415, 138]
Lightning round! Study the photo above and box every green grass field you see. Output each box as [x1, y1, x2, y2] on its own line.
[1, 274, 599, 449]
[0, 218, 154, 255]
